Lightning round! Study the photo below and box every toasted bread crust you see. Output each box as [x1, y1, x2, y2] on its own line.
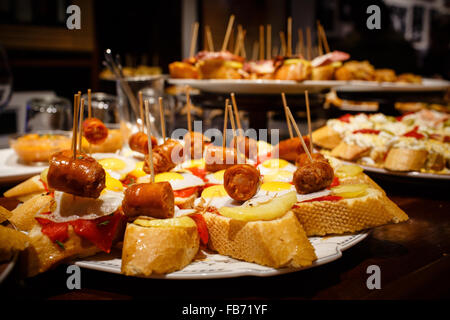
[331, 141, 369, 161]
[292, 187, 408, 236]
[10, 195, 55, 232]
[203, 211, 317, 268]
[384, 148, 428, 171]
[4, 175, 47, 201]
[312, 126, 342, 150]
[121, 223, 199, 277]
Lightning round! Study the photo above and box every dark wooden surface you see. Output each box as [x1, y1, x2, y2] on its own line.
[0, 176, 449, 300]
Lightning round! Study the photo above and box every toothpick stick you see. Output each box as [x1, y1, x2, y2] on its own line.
[251, 41, 259, 61]
[287, 17, 292, 57]
[319, 24, 330, 53]
[144, 100, 155, 183]
[316, 21, 323, 56]
[230, 93, 242, 136]
[281, 92, 293, 139]
[222, 99, 229, 149]
[266, 24, 272, 60]
[298, 28, 304, 57]
[306, 27, 312, 60]
[221, 15, 235, 52]
[205, 25, 214, 52]
[138, 91, 144, 132]
[259, 25, 264, 60]
[186, 86, 192, 133]
[87, 89, 92, 118]
[240, 29, 247, 58]
[228, 104, 236, 136]
[304, 90, 313, 151]
[234, 25, 243, 55]
[189, 22, 199, 58]
[72, 93, 79, 159]
[159, 97, 166, 141]
[279, 31, 287, 56]
[78, 98, 85, 153]
[286, 107, 312, 161]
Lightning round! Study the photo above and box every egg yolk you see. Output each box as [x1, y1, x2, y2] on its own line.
[262, 159, 289, 169]
[185, 159, 205, 169]
[127, 161, 146, 178]
[155, 172, 184, 182]
[201, 185, 228, 198]
[260, 181, 293, 192]
[98, 158, 126, 171]
[104, 173, 123, 192]
[212, 170, 225, 182]
[262, 170, 293, 183]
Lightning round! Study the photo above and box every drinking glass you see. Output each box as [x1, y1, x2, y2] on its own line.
[25, 96, 72, 132]
[0, 43, 12, 111]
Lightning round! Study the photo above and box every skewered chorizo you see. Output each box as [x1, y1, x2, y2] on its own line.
[128, 132, 157, 154]
[224, 164, 260, 201]
[275, 136, 311, 162]
[184, 132, 210, 160]
[82, 118, 108, 145]
[230, 136, 258, 161]
[295, 152, 328, 168]
[204, 146, 243, 172]
[47, 150, 106, 198]
[293, 161, 334, 194]
[121, 182, 174, 219]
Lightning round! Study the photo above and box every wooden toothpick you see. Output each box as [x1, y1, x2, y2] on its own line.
[286, 106, 312, 161]
[281, 92, 294, 139]
[144, 100, 155, 183]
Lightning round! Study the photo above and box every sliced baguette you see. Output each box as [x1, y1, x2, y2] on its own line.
[9, 194, 55, 232]
[384, 148, 427, 171]
[312, 126, 342, 150]
[0, 205, 13, 223]
[203, 211, 317, 268]
[0, 225, 29, 262]
[121, 220, 200, 277]
[292, 187, 408, 236]
[331, 141, 369, 161]
[4, 175, 47, 202]
[22, 224, 101, 277]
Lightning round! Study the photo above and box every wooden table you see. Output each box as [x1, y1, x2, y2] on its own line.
[0, 176, 449, 301]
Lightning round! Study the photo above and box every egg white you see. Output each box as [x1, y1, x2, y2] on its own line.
[257, 159, 297, 176]
[205, 169, 225, 185]
[154, 172, 205, 191]
[37, 189, 124, 222]
[93, 153, 138, 180]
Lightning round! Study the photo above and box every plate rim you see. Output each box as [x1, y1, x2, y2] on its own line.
[74, 232, 369, 280]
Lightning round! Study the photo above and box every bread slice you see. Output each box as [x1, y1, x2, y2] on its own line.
[175, 193, 198, 209]
[384, 148, 427, 171]
[312, 126, 342, 150]
[22, 224, 101, 277]
[292, 187, 408, 236]
[4, 175, 47, 202]
[121, 219, 200, 277]
[0, 205, 13, 223]
[331, 141, 369, 161]
[0, 225, 29, 262]
[203, 211, 317, 268]
[9, 194, 55, 232]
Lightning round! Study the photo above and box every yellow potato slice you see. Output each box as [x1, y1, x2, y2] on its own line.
[331, 184, 368, 198]
[218, 191, 297, 222]
[134, 216, 196, 228]
[336, 165, 364, 178]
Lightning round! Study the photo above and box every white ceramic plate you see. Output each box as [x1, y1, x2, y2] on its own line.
[0, 148, 47, 184]
[340, 160, 450, 181]
[168, 79, 347, 94]
[74, 232, 368, 279]
[334, 78, 450, 92]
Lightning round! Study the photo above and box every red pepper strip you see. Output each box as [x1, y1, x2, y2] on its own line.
[187, 167, 208, 181]
[403, 126, 425, 140]
[338, 114, 353, 123]
[120, 174, 137, 187]
[173, 186, 198, 198]
[329, 176, 340, 188]
[302, 195, 343, 203]
[352, 129, 380, 135]
[35, 218, 69, 243]
[256, 152, 272, 166]
[396, 111, 415, 121]
[189, 213, 209, 245]
[35, 212, 124, 253]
